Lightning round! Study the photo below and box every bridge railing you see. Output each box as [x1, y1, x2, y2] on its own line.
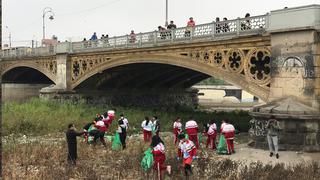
[0, 14, 268, 59]
[0, 46, 56, 59]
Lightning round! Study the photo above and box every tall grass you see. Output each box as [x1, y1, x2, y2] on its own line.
[3, 135, 320, 180]
[2, 98, 251, 136]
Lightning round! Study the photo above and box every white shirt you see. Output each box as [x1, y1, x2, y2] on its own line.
[185, 120, 198, 129]
[173, 121, 182, 130]
[153, 143, 165, 153]
[207, 123, 217, 135]
[121, 117, 129, 130]
[222, 124, 235, 133]
[141, 120, 153, 131]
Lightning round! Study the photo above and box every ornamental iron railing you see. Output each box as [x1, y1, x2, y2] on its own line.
[0, 14, 268, 59]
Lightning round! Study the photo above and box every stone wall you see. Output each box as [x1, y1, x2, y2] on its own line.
[249, 115, 320, 152]
[269, 30, 319, 110]
[40, 88, 199, 110]
[2, 83, 51, 101]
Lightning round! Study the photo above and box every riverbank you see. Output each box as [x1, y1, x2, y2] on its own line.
[2, 98, 251, 136]
[2, 132, 320, 179]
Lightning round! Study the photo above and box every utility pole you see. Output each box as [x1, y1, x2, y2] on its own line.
[0, 0, 3, 179]
[0, 0, 2, 50]
[165, 0, 168, 27]
[5, 26, 11, 48]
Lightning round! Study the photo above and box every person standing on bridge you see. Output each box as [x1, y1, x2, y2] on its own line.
[90, 32, 98, 40]
[241, 13, 251, 30]
[185, 117, 199, 149]
[215, 17, 222, 33]
[66, 123, 84, 166]
[167, 20, 177, 39]
[266, 115, 281, 159]
[167, 20, 177, 30]
[185, 17, 195, 37]
[222, 17, 230, 32]
[129, 30, 136, 43]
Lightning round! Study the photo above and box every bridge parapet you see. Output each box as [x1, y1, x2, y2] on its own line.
[0, 14, 268, 59]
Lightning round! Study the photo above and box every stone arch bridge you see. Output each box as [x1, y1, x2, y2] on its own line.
[1, 4, 320, 151]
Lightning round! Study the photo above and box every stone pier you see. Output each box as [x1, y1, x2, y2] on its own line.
[249, 5, 320, 152]
[40, 88, 199, 110]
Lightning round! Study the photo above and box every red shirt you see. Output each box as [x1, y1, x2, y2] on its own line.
[187, 20, 195, 27]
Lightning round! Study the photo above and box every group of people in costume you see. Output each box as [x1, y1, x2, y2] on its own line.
[83, 110, 116, 147]
[145, 117, 236, 179]
[66, 112, 236, 179]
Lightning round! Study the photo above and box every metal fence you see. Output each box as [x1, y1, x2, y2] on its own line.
[0, 14, 268, 59]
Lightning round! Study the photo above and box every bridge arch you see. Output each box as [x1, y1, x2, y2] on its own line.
[71, 54, 270, 101]
[1, 62, 56, 84]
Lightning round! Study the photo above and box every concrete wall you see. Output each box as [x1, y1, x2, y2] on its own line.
[2, 83, 50, 101]
[198, 89, 262, 103]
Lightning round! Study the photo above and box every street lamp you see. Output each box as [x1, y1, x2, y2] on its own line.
[42, 7, 55, 40]
[5, 26, 11, 48]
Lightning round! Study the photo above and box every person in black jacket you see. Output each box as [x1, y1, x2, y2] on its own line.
[117, 117, 127, 149]
[66, 123, 84, 165]
[153, 116, 160, 136]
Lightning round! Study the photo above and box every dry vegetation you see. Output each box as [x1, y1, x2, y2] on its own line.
[2, 134, 320, 180]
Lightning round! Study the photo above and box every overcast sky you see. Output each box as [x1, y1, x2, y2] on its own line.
[2, 0, 320, 46]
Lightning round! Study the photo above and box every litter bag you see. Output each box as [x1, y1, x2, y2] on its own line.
[112, 132, 122, 150]
[141, 148, 154, 171]
[217, 135, 228, 155]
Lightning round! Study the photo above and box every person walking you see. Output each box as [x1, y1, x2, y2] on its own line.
[266, 115, 281, 159]
[221, 119, 235, 154]
[150, 135, 171, 180]
[177, 134, 197, 178]
[141, 116, 153, 142]
[185, 117, 199, 149]
[206, 120, 217, 150]
[94, 117, 107, 147]
[153, 116, 160, 136]
[173, 117, 183, 145]
[117, 116, 127, 149]
[120, 113, 129, 131]
[66, 123, 84, 166]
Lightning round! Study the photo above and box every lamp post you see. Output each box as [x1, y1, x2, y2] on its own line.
[5, 26, 11, 48]
[165, 0, 168, 27]
[42, 7, 55, 40]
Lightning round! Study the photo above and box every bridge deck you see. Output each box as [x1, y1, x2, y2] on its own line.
[0, 14, 268, 59]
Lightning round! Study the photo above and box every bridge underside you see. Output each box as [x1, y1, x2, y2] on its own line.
[1, 67, 54, 101]
[52, 63, 208, 109]
[2, 67, 54, 84]
[75, 63, 210, 90]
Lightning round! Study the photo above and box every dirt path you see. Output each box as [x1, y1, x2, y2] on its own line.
[223, 143, 320, 166]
